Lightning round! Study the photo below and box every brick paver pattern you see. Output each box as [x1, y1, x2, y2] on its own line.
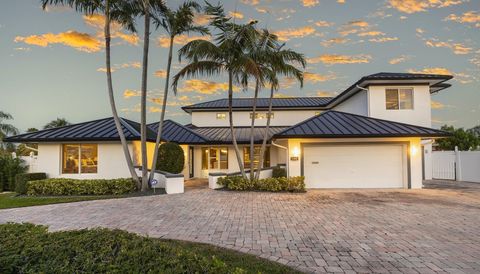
[1, 180, 479, 273]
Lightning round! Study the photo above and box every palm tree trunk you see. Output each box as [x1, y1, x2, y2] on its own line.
[148, 36, 173, 183]
[140, 2, 151, 192]
[104, 0, 140, 187]
[228, 70, 246, 179]
[249, 80, 259, 181]
[256, 84, 274, 180]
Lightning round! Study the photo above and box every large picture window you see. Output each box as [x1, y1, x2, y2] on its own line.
[201, 147, 228, 170]
[386, 88, 413, 110]
[62, 144, 98, 174]
[243, 146, 270, 169]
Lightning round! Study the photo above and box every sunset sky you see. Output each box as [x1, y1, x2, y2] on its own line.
[1, 0, 479, 132]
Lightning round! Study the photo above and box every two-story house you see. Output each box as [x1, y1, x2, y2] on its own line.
[6, 73, 452, 189]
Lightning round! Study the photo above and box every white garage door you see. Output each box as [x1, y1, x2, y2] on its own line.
[303, 144, 405, 188]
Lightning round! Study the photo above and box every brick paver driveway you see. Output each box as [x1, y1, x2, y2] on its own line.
[1, 180, 479, 273]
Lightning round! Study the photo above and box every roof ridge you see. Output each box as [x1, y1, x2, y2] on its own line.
[119, 118, 141, 137]
[148, 119, 209, 142]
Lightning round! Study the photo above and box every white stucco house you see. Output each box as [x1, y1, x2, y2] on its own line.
[5, 72, 452, 189]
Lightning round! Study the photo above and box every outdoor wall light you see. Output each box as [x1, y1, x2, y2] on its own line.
[292, 147, 300, 157]
[410, 145, 418, 156]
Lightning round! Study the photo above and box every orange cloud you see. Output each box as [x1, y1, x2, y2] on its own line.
[315, 20, 335, 27]
[154, 70, 167, 78]
[123, 89, 141, 98]
[444, 11, 480, 27]
[83, 14, 139, 45]
[302, 0, 319, 7]
[97, 61, 140, 72]
[193, 13, 211, 25]
[274, 26, 316, 41]
[408, 67, 473, 84]
[389, 55, 409, 64]
[317, 90, 336, 97]
[304, 72, 337, 83]
[389, 0, 466, 14]
[177, 79, 238, 94]
[14, 31, 102, 53]
[425, 39, 472, 55]
[357, 31, 385, 37]
[308, 54, 372, 65]
[338, 20, 369, 36]
[369, 37, 398, 43]
[321, 37, 350, 47]
[431, 101, 445, 109]
[157, 34, 210, 48]
[229, 11, 244, 19]
[241, 0, 259, 5]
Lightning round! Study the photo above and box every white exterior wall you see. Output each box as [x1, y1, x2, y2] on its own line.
[368, 85, 432, 127]
[286, 137, 423, 189]
[332, 90, 368, 116]
[37, 143, 132, 179]
[191, 110, 321, 127]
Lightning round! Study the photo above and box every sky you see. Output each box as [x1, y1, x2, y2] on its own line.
[1, 0, 479, 132]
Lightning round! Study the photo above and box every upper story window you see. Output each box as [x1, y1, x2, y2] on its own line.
[250, 112, 274, 119]
[62, 144, 98, 174]
[216, 113, 226, 119]
[386, 88, 413, 110]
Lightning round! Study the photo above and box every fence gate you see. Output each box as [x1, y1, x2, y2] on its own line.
[432, 151, 456, 180]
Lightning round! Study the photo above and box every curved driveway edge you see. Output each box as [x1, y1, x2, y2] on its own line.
[1, 183, 480, 273]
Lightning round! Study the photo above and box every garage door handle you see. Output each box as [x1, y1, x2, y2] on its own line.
[311, 161, 319, 164]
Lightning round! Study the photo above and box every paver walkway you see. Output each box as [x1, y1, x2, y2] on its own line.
[1, 180, 479, 273]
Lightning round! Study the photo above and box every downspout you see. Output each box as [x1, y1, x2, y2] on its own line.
[356, 85, 370, 116]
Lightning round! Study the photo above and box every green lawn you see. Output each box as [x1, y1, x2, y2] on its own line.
[0, 223, 300, 274]
[0, 190, 164, 210]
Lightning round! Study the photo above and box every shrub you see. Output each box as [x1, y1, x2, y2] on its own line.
[27, 178, 137, 196]
[15, 173, 47, 194]
[0, 154, 27, 191]
[272, 166, 287, 178]
[156, 142, 185, 174]
[0, 223, 297, 274]
[218, 176, 305, 192]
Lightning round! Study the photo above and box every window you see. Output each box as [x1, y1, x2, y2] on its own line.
[201, 147, 228, 170]
[386, 88, 413, 110]
[216, 113, 226, 119]
[250, 112, 274, 119]
[62, 144, 98, 174]
[243, 146, 270, 168]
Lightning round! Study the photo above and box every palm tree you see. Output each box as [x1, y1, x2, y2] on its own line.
[43, 118, 71, 129]
[41, 0, 141, 186]
[148, 1, 208, 184]
[0, 111, 18, 148]
[172, 3, 260, 179]
[255, 45, 305, 180]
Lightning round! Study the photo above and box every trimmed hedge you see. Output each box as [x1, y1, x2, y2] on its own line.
[272, 166, 287, 178]
[0, 223, 299, 274]
[27, 178, 137, 196]
[156, 142, 185, 174]
[217, 176, 305, 192]
[15, 173, 47, 194]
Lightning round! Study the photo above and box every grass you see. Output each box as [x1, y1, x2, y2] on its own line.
[0, 223, 300, 274]
[0, 189, 165, 210]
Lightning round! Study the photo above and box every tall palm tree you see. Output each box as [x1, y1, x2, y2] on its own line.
[148, 1, 208, 184]
[0, 111, 18, 145]
[255, 45, 305, 180]
[41, 0, 141, 185]
[43, 118, 71, 129]
[172, 3, 260, 179]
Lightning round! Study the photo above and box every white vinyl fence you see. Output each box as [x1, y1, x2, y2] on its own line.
[432, 149, 480, 183]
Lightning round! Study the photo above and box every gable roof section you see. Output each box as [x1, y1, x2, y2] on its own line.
[4, 117, 142, 143]
[147, 120, 207, 144]
[190, 126, 288, 144]
[274, 111, 449, 138]
[182, 97, 333, 113]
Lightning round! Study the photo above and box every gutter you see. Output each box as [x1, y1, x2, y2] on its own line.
[271, 140, 287, 150]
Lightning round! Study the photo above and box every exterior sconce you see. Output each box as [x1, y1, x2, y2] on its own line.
[290, 147, 300, 161]
[410, 145, 418, 156]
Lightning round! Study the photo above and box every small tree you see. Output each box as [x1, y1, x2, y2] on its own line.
[436, 125, 480, 151]
[156, 142, 185, 174]
[0, 154, 27, 191]
[43, 118, 71, 129]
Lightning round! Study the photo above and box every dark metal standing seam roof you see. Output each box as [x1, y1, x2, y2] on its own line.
[147, 120, 207, 144]
[181, 97, 333, 112]
[190, 126, 289, 144]
[3, 117, 143, 143]
[274, 111, 450, 138]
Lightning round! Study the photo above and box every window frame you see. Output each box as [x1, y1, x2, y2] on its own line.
[216, 113, 227, 120]
[243, 146, 270, 169]
[249, 112, 274, 119]
[201, 146, 228, 170]
[61, 144, 98, 174]
[385, 87, 414, 110]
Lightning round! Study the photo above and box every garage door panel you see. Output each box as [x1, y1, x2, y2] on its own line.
[303, 144, 405, 188]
